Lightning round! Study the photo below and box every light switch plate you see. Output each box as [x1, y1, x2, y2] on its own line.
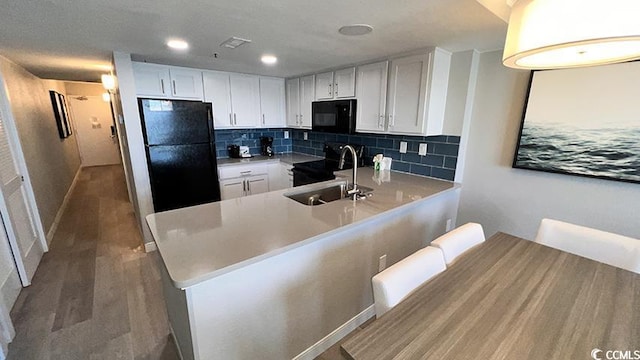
[418, 143, 428, 156]
[399, 141, 407, 154]
[303, 132, 308, 140]
[284, 131, 289, 139]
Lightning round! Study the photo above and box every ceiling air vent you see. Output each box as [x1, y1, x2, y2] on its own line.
[220, 37, 252, 49]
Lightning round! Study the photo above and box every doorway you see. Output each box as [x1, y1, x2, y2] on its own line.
[68, 96, 121, 167]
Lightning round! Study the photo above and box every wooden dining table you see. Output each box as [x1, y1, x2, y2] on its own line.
[341, 232, 640, 360]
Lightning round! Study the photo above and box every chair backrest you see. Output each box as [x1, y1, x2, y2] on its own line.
[372, 246, 446, 317]
[534, 218, 640, 274]
[431, 222, 485, 265]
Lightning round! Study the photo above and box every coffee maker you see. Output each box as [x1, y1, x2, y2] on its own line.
[260, 136, 274, 157]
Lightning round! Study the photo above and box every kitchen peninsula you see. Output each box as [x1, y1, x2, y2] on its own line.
[147, 166, 460, 360]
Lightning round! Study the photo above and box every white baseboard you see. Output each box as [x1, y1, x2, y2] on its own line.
[46, 168, 81, 245]
[293, 305, 375, 360]
[144, 241, 157, 253]
[169, 323, 185, 360]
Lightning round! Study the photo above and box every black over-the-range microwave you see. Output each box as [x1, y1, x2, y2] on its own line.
[311, 99, 357, 134]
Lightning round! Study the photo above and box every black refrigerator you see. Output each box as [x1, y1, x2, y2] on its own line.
[139, 98, 221, 212]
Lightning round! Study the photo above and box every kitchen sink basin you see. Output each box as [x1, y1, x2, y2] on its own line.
[285, 182, 373, 206]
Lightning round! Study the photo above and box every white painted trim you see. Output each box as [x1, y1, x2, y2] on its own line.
[143, 241, 157, 253]
[292, 305, 375, 360]
[0, 273, 16, 358]
[168, 323, 185, 360]
[46, 167, 81, 245]
[454, 50, 481, 184]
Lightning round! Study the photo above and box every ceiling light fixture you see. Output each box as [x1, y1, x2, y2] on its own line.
[220, 37, 252, 49]
[261, 55, 277, 65]
[503, 0, 640, 69]
[101, 74, 116, 91]
[167, 39, 189, 51]
[338, 24, 374, 36]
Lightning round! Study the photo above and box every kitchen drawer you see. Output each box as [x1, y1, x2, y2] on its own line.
[218, 163, 268, 179]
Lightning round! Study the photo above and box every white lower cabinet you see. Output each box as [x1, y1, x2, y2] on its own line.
[219, 164, 270, 200]
[267, 163, 293, 191]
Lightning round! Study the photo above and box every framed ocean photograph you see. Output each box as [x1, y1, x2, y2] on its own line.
[513, 61, 640, 184]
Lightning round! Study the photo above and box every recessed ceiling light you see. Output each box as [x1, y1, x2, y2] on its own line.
[261, 55, 277, 65]
[167, 39, 189, 50]
[338, 24, 374, 36]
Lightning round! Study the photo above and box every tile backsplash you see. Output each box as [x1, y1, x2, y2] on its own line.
[214, 128, 460, 182]
[291, 130, 460, 181]
[214, 128, 292, 158]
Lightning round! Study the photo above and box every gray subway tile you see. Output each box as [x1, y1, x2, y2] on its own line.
[392, 161, 411, 172]
[422, 154, 444, 166]
[401, 152, 422, 164]
[433, 143, 459, 156]
[431, 167, 455, 181]
[444, 156, 457, 169]
[410, 164, 432, 176]
[376, 138, 394, 149]
[426, 135, 448, 143]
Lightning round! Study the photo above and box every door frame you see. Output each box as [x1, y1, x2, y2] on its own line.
[0, 71, 49, 283]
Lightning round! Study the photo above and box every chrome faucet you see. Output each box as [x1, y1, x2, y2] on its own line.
[339, 145, 359, 198]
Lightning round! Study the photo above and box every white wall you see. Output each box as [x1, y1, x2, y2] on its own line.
[112, 52, 154, 246]
[457, 50, 640, 240]
[442, 50, 474, 135]
[63, 81, 104, 97]
[0, 57, 81, 235]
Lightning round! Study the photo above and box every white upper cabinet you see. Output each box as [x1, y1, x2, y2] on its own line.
[133, 63, 203, 100]
[259, 77, 286, 127]
[355, 61, 388, 133]
[229, 74, 261, 128]
[203, 71, 233, 128]
[387, 49, 451, 135]
[334, 67, 356, 98]
[299, 75, 315, 128]
[286, 78, 300, 127]
[315, 72, 334, 100]
[133, 63, 170, 97]
[286, 76, 313, 129]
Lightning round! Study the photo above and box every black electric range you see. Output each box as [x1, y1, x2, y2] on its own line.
[292, 143, 365, 187]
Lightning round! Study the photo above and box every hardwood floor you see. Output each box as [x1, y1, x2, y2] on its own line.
[7, 165, 178, 360]
[6, 164, 371, 359]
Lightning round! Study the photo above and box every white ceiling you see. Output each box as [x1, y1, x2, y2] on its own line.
[0, 0, 507, 82]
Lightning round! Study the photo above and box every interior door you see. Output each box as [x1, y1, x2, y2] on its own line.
[69, 96, 121, 167]
[0, 96, 43, 286]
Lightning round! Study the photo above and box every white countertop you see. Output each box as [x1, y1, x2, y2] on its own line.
[146, 168, 459, 289]
[216, 153, 322, 167]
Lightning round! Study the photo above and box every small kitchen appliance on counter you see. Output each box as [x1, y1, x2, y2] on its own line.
[239, 146, 251, 158]
[292, 142, 365, 187]
[260, 136, 274, 157]
[227, 144, 241, 158]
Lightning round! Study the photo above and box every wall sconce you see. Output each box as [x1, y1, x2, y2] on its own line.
[101, 74, 117, 91]
[102, 92, 111, 102]
[503, 0, 640, 69]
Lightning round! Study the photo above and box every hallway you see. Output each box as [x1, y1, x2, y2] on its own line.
[7, 165, 178, 359]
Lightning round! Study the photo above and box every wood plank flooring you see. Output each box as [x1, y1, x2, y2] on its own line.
[6, 164, 367, 360]
[7, 165, 179, 360]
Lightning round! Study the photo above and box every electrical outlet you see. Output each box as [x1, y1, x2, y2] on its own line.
[418, 143, 428, 156]
[379, 254, 387, 272]
[284, 130, 289, 139]
[303, 132, 308, 140]
[399, 141, 407, 154]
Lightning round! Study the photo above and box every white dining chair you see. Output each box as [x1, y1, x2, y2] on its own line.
[534, 218, 640, 274]
[431, 222, 486, 265]
[372, 246, 446, 317]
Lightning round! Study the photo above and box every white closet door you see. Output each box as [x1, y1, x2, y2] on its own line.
[0, 92, 43, 286]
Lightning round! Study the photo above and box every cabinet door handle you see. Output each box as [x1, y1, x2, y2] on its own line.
[379, 115, 384, 128]
[229, 113, 233, 125]
[234, 113, 237, 125]
[389, 114, 394, 128]
[160, 79, 165, 94]
[328, 83, 332, 97]
[247, 180, 251, 193]
[262, 114, 265, 125]
[172, 80, 177, 95]
[242, 180, 246, 192]
[240, 170, 252, 175]
[335, 83, 338, 97]
[296, 114, 299, 125]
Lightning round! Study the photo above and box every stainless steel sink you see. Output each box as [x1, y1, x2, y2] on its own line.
[285, 181, 373, 206]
